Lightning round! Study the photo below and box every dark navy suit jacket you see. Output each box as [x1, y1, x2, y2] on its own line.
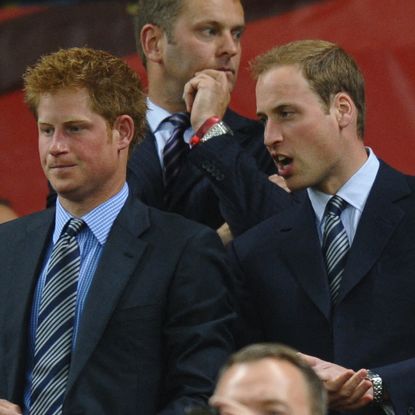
[229, 162, 415, 415]
[0, 196, 235, 414]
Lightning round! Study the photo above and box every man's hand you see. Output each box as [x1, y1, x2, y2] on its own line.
[268, 174, 291, 193]
[216, 222, 233, 245]
[0, 399, 22, 415]
[299, 353, 373, 411]
[209, 396, 255, 415]
[183, 69, 231, 131]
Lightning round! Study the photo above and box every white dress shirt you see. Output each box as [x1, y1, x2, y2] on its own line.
[146, 98, 194, 167]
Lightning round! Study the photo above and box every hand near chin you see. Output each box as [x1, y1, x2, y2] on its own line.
[298, 353, 373, 411]
[183, 69, 231, 131]
[268, 174, 291, 192]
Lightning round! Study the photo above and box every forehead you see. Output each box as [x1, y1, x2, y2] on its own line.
[38, 88, 91, 107]
[256, 64, 319, 108]
[177, 0, 244, 26]
[216, 358, 310, 408]
[37, 88, 96, 121]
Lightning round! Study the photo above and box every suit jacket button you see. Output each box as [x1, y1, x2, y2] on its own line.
[407, 407, 415, 415]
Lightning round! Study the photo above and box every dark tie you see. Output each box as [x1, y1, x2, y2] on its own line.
[322, 195, 349, 304]
[30, 218, 85, 415]
[162, 112, 190, 203]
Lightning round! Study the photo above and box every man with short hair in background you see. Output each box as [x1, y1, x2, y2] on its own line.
[128, 0, 293, 238]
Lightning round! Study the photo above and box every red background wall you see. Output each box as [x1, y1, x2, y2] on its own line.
[1, 0, 415, 216]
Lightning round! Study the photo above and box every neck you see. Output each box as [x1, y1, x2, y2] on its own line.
[316, 143, 368, 195]
[58, 178, 126, 217]
[147, 68, 187, 113]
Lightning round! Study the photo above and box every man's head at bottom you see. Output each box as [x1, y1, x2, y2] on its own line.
[210, 343, 327, 415]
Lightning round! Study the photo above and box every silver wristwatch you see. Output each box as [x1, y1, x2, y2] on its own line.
[201, 121, 233, 142]
[367, 370, 383, 404]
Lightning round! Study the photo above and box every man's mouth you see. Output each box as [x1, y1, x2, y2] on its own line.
[50, 163, 76, 170]
[274, 155, 293, 177]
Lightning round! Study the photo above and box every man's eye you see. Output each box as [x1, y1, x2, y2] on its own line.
[68, 125, 82, 133]
[40, 127, 53, 136]
[232, 29, 244, 40]
[201, 27, 217, 36]
[280, 111, 294, 119]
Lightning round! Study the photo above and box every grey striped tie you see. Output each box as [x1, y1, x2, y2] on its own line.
[322, 195, 349, 304]
[30, 218, 84, 414]
[163, 112, 190, 204]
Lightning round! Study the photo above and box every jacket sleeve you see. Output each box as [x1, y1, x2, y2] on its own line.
[189, 134, 302, 236]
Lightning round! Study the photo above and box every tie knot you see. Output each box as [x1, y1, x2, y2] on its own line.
[165, 112, 190, 131]
[64, 218, 85, 237]
[326, 195, 348, 217]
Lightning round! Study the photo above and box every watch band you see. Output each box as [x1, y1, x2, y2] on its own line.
[366, 370, 383, 404]
[201, 121, 233, 142]
[195, 116, 221, 138]
[190, 121, 233, 146]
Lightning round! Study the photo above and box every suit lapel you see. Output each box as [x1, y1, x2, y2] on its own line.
[277, 200, 332, 320]
[127, 128, 165, 208]
[337, 163, 410, 303]
[167, 160, 204, 208]
[4, 211, 54, 400]
[65, 197, 150, 394]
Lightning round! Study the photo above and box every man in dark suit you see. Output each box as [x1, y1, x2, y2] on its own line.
[0, 47, 234, 414]
[229, 40, 415, 414]
[128, 0, 288, 237]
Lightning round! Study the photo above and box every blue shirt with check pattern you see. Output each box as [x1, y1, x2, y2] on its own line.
[23, 183, 129, 413]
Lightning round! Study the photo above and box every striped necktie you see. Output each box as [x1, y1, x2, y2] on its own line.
[322, 195, 349, 304]
[30, 218, 85, 414]
[163, 112, 190, 204]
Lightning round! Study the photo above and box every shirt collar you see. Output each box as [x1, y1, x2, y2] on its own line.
[147, 98, 175, 133]
[54, 183, 129, 245]
[308, 147, 380, 223]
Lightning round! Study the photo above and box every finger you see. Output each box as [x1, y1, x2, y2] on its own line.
[325, 369, 355, 391]
[333, 390, 373, 411]
[297, 352, 320, 367]
[268, 174, 291, 192]
[330, 370, 372, 408]
[336, 379, 372, 406]
[183, 81, 198, 113]
[195, 69, 228, 82]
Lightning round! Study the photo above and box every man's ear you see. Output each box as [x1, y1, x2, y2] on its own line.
[113, 115, 134, 152]
[333, 92, 354, 129]
[141, 23, 165, 63]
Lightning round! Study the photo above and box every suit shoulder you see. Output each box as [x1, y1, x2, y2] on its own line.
[377, 161, 415, 198]
[0, 209, 52, 235]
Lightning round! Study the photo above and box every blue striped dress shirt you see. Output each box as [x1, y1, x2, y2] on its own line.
[23, 183, 129, 413]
